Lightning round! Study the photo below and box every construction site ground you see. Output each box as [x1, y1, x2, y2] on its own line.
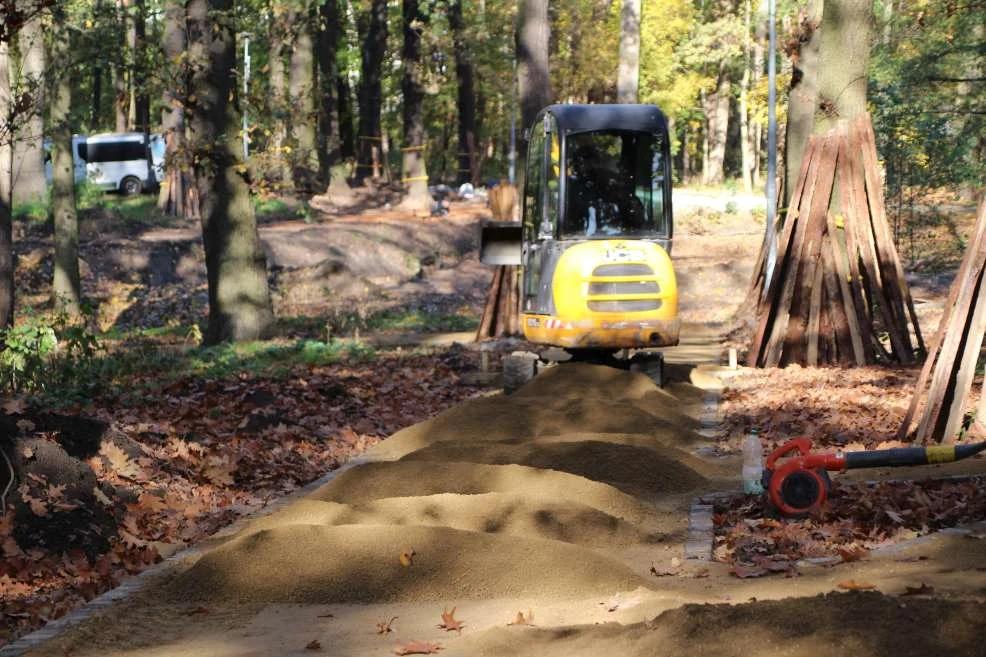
[7, 192, 986, 657]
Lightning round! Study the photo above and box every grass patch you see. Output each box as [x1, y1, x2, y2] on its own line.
[365, 310, 478, 333]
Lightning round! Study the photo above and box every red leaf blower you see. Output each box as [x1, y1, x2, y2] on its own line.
[762, 437, 986, 516]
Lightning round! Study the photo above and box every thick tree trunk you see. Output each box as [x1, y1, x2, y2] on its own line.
[289, 0, 318, 190]
[114, 0, 128, 132]
[11, 5, 46, 205]
[337, 72, 356, 160]
[516, 0, 551, 196]
[269, 4, 291, 187]
[401, 0, 430, 210]
[702, 72, 730, 186]
[132, 0, 150, 133]
[449, 0, 479, 186]
[783, 0, 822, 206]
[616, 0, 640, 103]
[0, 40, 13, 329]
[813, 0, 872, 133]
[50, 6, 81, 316]
[158, 0, 194, 217]
[317, 0, 342, 187]
[187, 0, 274, 344]
[355, 0, 387, 185]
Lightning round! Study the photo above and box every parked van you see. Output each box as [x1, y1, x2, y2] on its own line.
[43, 135, 88, 186]
[44, 132, 165, 195]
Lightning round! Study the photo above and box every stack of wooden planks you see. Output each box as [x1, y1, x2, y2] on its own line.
[898, 196, 986, 443]
[475, 265, 521, 339]
[748, 114, 924, 367]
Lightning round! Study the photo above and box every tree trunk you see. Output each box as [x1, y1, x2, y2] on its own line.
[158, 0, 194, 217]
[616, 0, 640, 103]
[132, 0, 150, 133]
[813, 0, 872, 133]
[337, 72, 356, 160]
[0, 39, 13, 329]
[187, 0, 274, 344]
[516, 0, 551, 196]
[401, 0, 430, 210]
[11, 5, 46, 206]
[114, 0, 128, 132]
[739, 0, 754, 194]
[91, 0, 104, 130]
[751, 10, 765, 188]
[702, 71, 730, 186]
[289, 0, 318, 191]
[783, 0, 822, 206]
[355, 0, 387, 185]
[269, 3, 291, 188]
[50, 5, 81, 316]
[317, 0, 342, 186]
[449, 0, 478, 186]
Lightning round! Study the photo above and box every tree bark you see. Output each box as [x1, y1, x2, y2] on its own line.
[289, 0, 318, 190]
[401, 0, 430, 210]
[11, 3, 46, 206]
[317, 0, 342, 186]
[158, 0, 193, 217]
[91, 0, 104, 129]
[132, 0, 150, 133]
[50, 4, 81, 316]
[739, 0, 754, 193]
[783, 0, 822, 206]
[355, 0, 387, 185]
[337, 72, 356, 160]
[187, 0, 274, 344]
[516, 0, 551, 196]
[114, 0, 128, 132]
[0, 39, 13, 329]
[268, 2, 291, 187]
[813, 0, 872, 134]
[702, 71, 730, 186]
[616, 0, 640, 103]
[449, 0, 479, 185]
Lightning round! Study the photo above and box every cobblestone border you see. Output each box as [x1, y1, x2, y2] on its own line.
[0, 452, 391, 657]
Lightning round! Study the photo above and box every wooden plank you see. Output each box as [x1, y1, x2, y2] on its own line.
[822, 236, 859, 366]
[857, 115, 926, 355]
[806, 249, 825, 366]
[765, 134, 834, 367]
[897, 198, 986, 439]
[476, 265, 504, 340]
[939, 265, 986, 441]
[747, 137, 819, 366]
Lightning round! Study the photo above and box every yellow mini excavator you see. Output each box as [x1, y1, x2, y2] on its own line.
[481, 104, 679, 361]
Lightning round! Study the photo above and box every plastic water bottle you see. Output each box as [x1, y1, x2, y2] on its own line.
[742, 429, 764, 494]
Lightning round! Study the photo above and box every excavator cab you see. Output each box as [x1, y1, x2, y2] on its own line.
[481, 104, 679, 350]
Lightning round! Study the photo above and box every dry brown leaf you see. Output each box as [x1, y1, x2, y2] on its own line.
[837, 546, 870, 563]
[399, 548, 416, 567]
[649, 562, 682, 577]
[437, 607, 464, 633]
[838, 580, 876, 591]
[20, 445, 34, 459]
[730, 564, 768, 578]
[185, 606, 209, 616]
[393, 640, 442, 655]
[508, 610, 534, 626]
[901, 583, 934, 596]
[2, 398, 27, 415]
[305, 639, 322, 650]
[377, 616, 398, 634]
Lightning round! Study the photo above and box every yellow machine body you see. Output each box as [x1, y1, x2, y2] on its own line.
[521, 239, 679, 349]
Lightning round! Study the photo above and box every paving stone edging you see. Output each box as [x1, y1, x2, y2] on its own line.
[0, 452, 391, 657]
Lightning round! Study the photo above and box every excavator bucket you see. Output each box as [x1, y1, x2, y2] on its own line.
[479, 221, 522, 265]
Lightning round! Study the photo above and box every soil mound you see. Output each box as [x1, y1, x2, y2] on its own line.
[511, 363, 661, 401]
[447, 591, 986, 657]
[309, 461, 659, 525]
[168, 524, 651, 604]
[399, 440, 708, 498]
[240, 493, 659, 546]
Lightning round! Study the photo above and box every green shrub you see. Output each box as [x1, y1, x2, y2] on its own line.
[0, 307, 102, 394]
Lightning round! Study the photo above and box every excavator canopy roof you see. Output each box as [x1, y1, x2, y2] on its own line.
[541, 104, 669, 136]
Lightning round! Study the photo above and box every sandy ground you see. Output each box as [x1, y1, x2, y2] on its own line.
[19, 362, 986, 657]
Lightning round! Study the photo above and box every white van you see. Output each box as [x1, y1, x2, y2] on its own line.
[43, 135, 89, 186]
[82, 133, 165, 195]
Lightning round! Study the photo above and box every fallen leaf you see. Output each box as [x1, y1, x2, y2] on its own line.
[20, 446, 34, 459]
[650, 562, 682, 577]
[317, 613, 335, 619]
[305, 639, 322, 650]
[729, 564, 768, 578]
[437, 607, 464, 633]
[691, 567, 711, 578]
[377, 616, 398, 634]
[393, 641, 441, 655]
[186, 606, 209, 616]
[837, 547, 870, 563]
[901, 583, 934, 596]
[508, 610, 534, 626]
[2, 398, 27, 414]
[399, 548, 416, 567]
[838, 580, 876, 591]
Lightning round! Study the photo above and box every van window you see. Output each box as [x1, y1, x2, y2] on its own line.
[85, 141, 147, 163]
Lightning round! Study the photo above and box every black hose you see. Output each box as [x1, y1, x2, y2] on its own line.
[844, 441, 986, 470]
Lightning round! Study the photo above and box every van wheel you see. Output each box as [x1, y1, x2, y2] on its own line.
[120, 176, 142, 196]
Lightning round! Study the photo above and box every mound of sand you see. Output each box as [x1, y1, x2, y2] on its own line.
[399, 440, 708, 499]
[168, 524, 651, 604]
[240, 493, 663, 546]
[511, 363, 661, 401]
[446, 591, 986, 657]
[309, 461, 660, 525]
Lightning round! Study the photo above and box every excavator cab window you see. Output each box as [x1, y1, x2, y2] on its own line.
[562, 130, 667, 239]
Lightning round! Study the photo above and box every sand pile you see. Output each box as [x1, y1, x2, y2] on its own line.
[399, 439, 708, 498]
[309, 461, 660, 525]
[240, 493, 663, 547]
[446, 591, 986, 657]
[167, 524, 651, 604]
